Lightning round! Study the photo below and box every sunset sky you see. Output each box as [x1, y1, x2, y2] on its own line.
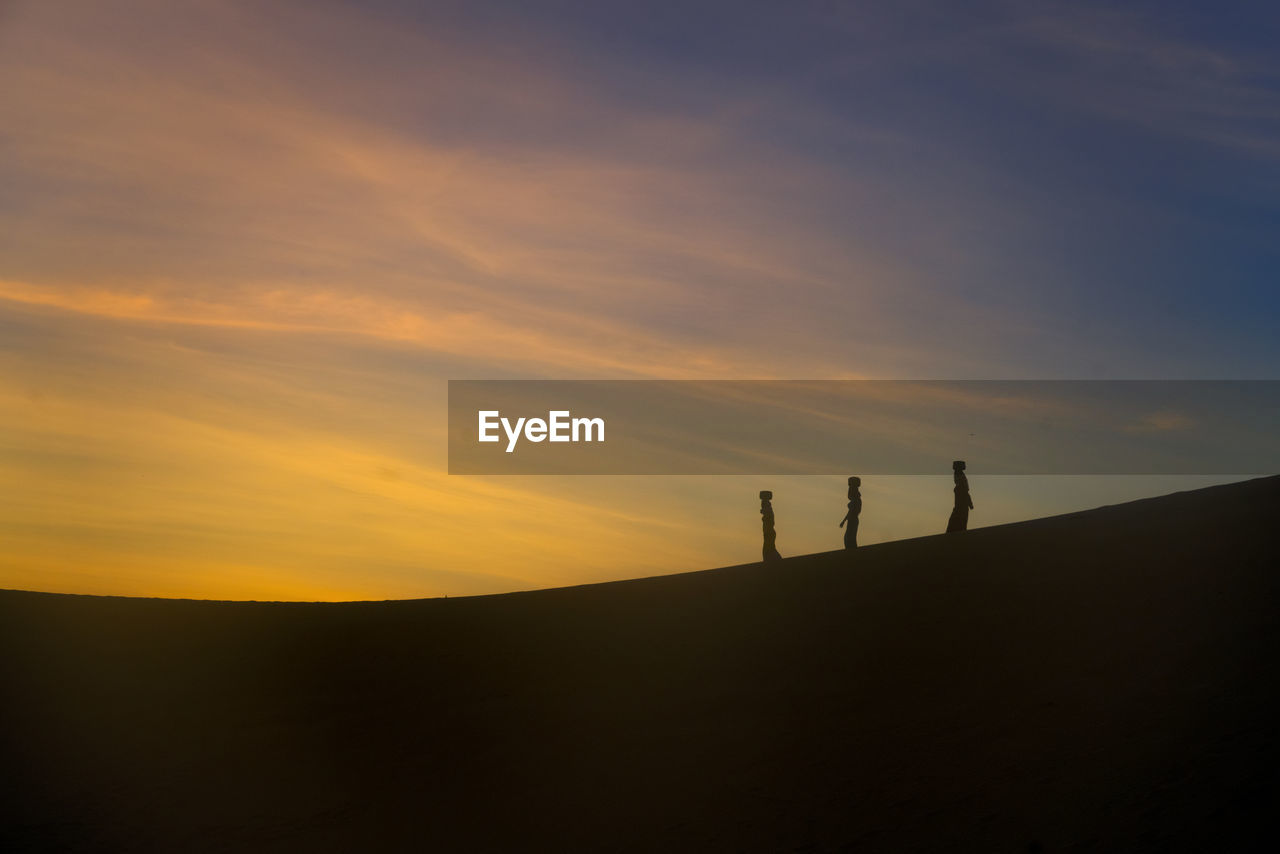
[3, 0, 1278, 599]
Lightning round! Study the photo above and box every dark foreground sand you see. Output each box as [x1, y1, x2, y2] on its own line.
[3, 477, 1279, 852]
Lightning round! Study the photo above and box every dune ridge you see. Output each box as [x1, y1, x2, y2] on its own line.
[3, 476, 1279, 851]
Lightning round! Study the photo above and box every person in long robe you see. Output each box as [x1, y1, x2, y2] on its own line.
[760, 490, 781, 561]
[946, 460, 974, 533]
[839, 476, 862, 549]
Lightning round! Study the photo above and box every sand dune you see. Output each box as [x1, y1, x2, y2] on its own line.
[3, 476, 1279, 852]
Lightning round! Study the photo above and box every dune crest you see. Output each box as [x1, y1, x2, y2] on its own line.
[3, 476, 1279, 852]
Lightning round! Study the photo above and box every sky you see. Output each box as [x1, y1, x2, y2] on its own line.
[2, 0, 1278, 600]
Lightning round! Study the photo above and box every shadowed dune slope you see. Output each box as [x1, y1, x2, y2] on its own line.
[3, 476, 1279, 852]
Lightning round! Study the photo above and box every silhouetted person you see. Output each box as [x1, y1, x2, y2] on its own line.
[946, 460, 973, 533]
[760, 490, 781, 561]
[839, 476, 862, 549]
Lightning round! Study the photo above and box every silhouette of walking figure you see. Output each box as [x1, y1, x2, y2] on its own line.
[839, 476, 862, 549]
[946, 460, 973, 533]
[760, 490, 781, 562]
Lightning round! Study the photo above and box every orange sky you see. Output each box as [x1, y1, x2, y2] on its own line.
[1, 0, 1269, 599]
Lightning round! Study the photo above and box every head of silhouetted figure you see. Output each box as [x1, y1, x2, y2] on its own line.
[848, 476, 861, 487]
[759, 490, 772, 501]
[952, 460, 966, 472]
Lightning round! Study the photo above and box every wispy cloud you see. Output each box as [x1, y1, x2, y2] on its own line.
[1, 0, 1091, 380]
[998, 2, 1280, 159]
[1123, 410, 1195, 434]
